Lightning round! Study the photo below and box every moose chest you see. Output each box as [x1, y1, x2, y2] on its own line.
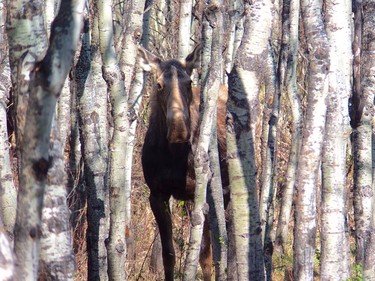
[141, 133, 197, 201]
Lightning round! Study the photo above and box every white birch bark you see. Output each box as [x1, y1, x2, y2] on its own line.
[125, 65, 144, 232]
[293, 0, 329, 279]
[118, 0, 145, 258]
[226, 0, 273, 279]
[0, 4, 16, 238]
[44, 0, 61, 38]
[178, 0, 192, 59]
[364, 181, 375, 279]
[76, 9, 109, 280]
[184, 5, 223, 280]
[9, 0, 85, 279]
[39, 122, 75, 281]
[320, 0, 351, 280]
[224, 0, 243, 84]
[96, 0, 128, 279]
[0, 225, 15, 281]
[120, 0, 146, 93]
[6, 0, 48, 148]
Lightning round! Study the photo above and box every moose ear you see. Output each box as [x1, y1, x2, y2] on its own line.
[184, 44, 202, 75]
[138, 46, 162, 72]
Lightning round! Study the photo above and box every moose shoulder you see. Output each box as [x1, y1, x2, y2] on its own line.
[138, 44, 229, 281]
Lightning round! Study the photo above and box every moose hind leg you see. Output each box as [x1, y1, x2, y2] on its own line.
[149, 192, 175, 281]
[200, 219, 212, 281]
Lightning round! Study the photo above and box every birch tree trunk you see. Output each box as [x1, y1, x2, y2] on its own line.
[292, 0, 329, 279]
[96, 0, 128, 279]
[178, 0, 192, 59]
[261, 49, 279, 281]
[274, 0, 301, 255]
[8, 0, 85, 279]
[361, 0, 375, 278]
[76, 8, 109, 280]
[183, 3, 222, 280]
[201, 3, 228, 280]
[226, 0, 273, 279]
[364, 182, 375, 279]
[39, 121, 75, 281]
[223, 0, 243, 84]
[319, 0, 352, 280]
[0, 2, 16, 238]
[141, 0, 153, 47]
[6, 0, 48, 153]
[118, 0, 145, 259]
[0, 221, 15, 281]
[351, 0, 375, 266]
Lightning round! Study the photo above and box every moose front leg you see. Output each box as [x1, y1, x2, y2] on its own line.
[149, 192, 175, 281]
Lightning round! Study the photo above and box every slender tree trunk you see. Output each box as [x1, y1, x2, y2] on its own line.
[76, 8, 109, 280]
[125, 65, 144, 261]
[141, 0, 153, 47]
[293, 0, 329, 279]
[118, 0, 145, 262]
[96, 0, 128, 279]
[39, 121, 75, 281]
[260, 48, 279, 281]
[351, 0, 374, 266]
[361, 0, 375, 278]
[207, 124, 228, 281]
[183, 3, 223, 280]
[0, 3, 16, 238]
[119, 0, 145, 93]
[178, 0, 192, 59]
[223, 0, 243, 84]
[319, 0, 352, 280]
[0, 220, 15, 281]
[201, 3, 228, 280]
[364, 181, 375, 279]
[274, 0, 301, 255]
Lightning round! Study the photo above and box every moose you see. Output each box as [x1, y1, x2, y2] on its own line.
[139, 44, 229, 281]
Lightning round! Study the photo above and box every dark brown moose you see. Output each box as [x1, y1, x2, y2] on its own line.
[139, 44, 229, 281]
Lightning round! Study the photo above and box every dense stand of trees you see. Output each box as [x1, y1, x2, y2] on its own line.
[0, 0, 374, 280]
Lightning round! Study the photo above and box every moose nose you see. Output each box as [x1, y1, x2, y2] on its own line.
[167, 109, 190, 143]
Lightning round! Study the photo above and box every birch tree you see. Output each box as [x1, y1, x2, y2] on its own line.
[96, 0, 127, 279]
[0, 0, 16, 238]
[361, 0, 375, 278]
[178, 0, 192, 58]
[39, 120, 75, 281]
[199, 2, 229, 280]
[7, 0, 85, 279]
[319, 0, 352, 280]
[0, 220, 15, 281]
[293, 0, 329, 279]
[183, 3, 223, 280]
[75, 6, 109, 280]
[223, 0, 243, 85]
[349, 0, 375, 270]
[118, 0, 145, 258]
[274, 0, 301, 255]
[226, 0, 273, 279]
[364, 185, 375, 279]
